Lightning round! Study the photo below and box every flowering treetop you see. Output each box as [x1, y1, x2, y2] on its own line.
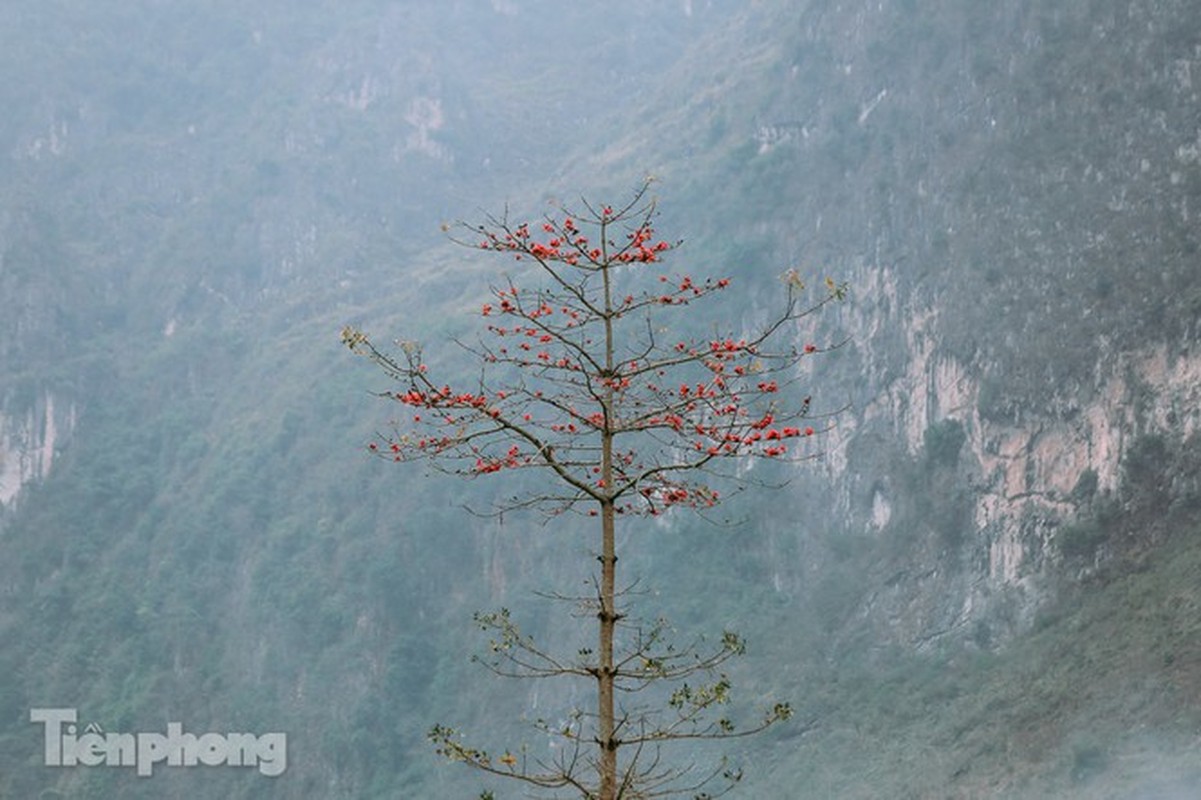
[343, 181, 846, 518]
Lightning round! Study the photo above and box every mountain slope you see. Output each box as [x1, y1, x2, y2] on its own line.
[1, 1, 1199, 798]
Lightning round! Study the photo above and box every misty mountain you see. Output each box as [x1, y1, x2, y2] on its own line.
[2, 1, 1199, 797]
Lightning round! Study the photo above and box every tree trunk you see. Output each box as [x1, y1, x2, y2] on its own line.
[597, 497, 617, 799]
[598, 248, 618, 800]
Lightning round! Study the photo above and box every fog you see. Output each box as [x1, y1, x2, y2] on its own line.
[2, 1, 1199, 797]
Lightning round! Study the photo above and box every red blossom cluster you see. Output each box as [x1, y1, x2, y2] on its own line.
[638, 481, 721, 514]
[392, 387, 497, 413]
[475, 213, 674, 268]
[474, 444, 528, 475]
[367, 436, 457, 460]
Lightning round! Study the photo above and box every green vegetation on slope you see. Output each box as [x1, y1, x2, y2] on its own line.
[1, 0, 1199, 797]
[752, 511, 1201, 798]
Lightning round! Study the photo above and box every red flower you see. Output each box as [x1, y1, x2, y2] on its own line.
[804, 343, 818, 354]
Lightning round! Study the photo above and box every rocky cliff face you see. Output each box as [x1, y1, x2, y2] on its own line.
[666, 0, 1201, 650]
[827, 259, 1201, 648]
[0, 390, 75, 511]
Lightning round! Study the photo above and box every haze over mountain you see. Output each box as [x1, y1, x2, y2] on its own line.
[2, 1, 1199, 797]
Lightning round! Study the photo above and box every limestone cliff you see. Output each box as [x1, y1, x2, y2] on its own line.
[825, 261, 1201, 648]
[672, 0, 1201, 650]
[0, 390, 75, 511]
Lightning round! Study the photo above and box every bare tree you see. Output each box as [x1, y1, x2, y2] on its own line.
[343, 181, 845, 799]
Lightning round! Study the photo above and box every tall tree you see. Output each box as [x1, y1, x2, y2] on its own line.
[343, 182, 845, 799]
